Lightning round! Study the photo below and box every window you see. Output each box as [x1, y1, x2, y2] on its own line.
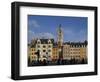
[48, 50, 51, 52]
[43, 50, 46, 52]
[43, 56, 46, 58]
[43, 45, 46, 48]
[48, 45, 51, 48]
[48, 41, 51, 44]
[37, 45, 40, 48]
[34, 57, 36, 59]
[37, 41, 40, 44]
[31, 49, 34, 51]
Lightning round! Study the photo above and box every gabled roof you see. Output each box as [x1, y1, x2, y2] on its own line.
[39, 39, 54, 44]
[29, 39, 55, 48]
[63, 41, 88, 47]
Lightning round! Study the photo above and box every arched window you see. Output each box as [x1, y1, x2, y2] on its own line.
[37, 39, 41, 44]
[37, 45, 40, 48]
[43, 45, 46, 48]
[48, 45, 51, 48]
[43, 50, 46, 52]
[48, 50, 51, 52]
[48, 40, 51, 44]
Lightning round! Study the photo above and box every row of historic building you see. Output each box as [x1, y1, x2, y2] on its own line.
[28, 39, 87, 62]
[28, 25, 87, 63]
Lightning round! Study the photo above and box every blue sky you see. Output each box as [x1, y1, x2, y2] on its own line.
[28, 15, 87, 43]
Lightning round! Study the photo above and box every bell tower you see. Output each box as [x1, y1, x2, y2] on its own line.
[57, 24, 63, 61]
[57, 24, 63, 47]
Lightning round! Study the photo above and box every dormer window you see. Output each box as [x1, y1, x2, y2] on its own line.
[48, 40, 51, 44]
[37, 39, 41, 44]
[38, 42, 40, 44]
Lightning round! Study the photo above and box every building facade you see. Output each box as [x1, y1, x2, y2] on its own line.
[36, 39, 54, 61]
[63, 43, 70, 60]
[52, 43, 59, 61]
[28, 40, 37, 63]
[63, 41, 87, 61]
[28, 39, 54, 63]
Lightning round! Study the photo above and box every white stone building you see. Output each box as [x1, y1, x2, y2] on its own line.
[35, 39, 54, 61]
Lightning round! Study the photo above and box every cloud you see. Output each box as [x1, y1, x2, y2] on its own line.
[28, 20, 40, 28]
[38, 33, 55, 39]
[34, 33, 55, 39]
[28, 30, 35, 43]
[28, 31, 55, 43]
[28, 30, 35, 35]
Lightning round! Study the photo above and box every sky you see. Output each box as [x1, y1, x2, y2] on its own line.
[28, 15, 87, 43]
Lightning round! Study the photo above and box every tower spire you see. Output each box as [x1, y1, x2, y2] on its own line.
[57, 24, 63, 46]
[57, 24, 63, 61]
